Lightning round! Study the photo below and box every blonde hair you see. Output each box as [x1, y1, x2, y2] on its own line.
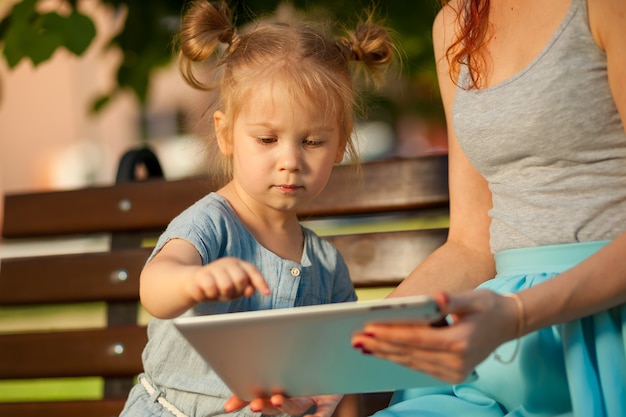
[177, 1, 395, 183]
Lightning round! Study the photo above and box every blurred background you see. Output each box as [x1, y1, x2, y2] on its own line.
[0, 0, 446, 235]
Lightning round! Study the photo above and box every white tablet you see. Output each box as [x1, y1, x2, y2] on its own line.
[173, 295, 450, 400]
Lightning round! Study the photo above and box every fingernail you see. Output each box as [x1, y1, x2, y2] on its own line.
[439, 291, 450, 305]
[352, 342, 364, 349]
[364, 332, 375, 338]
[361, 348, 372, 355]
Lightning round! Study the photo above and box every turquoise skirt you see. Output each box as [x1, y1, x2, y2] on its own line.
[373, 241, 626, 417]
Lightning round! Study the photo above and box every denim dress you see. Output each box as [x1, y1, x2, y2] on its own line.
[119, 193, 357, 417]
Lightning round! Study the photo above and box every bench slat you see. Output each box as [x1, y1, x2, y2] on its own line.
[299, 156, 448, 216]
[0, 248, 151, 305]
[0, 326, 146, 379]
[0, 399, 127, 417]
[2, 177, 213, 238]
[3, 156, 448, 238]
[328, 228, 448, 286]
[0, 230, 447, 305]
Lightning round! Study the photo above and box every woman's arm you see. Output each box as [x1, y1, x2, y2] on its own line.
[517, 0, 626, 334]
[414, 0, 626, 346]
[391, 3, 495, 298]
[519, 235, 626, 335]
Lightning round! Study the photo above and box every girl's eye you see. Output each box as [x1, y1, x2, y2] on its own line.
[257, 137, 276, 144]
[303, 139, 323, 147]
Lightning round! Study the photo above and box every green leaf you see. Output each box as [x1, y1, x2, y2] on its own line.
[9, 0, 39, 22]
[28, 32, 63, 66]
[64, 11, 97, 54]
[12, 16, 64, 67]
[2, 21, 27, 68]
[0, 13, 12, 40]
[1, 19, 61, 68]
[1, 0, 39, 67]
[40, 11, 96, 56]
[1, 3, 96, 69]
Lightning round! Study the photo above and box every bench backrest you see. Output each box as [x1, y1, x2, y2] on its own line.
[0, 154, 448, 417]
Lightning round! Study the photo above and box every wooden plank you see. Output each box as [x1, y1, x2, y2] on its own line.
[300, 156, 448, 217]
[3, 156, 448, 238]
[0, 399, 127, 417]
[328, 228, 448, 287]
[0, 326, 146, 379]
[2, 177, 213, 238]
[0, 230, 447, 305]
[0, 248, 150, 305]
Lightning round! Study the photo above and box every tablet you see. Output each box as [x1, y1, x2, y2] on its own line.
[173, 295, 449, 400]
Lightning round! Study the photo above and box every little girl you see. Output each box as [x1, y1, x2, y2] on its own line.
[119, 1, 395, 416]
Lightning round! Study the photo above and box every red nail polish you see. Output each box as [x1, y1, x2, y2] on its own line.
[439, 291, 450, 305]
[361, 348, 372, 355]
[364, 332, 375, 338]
[353, 342, 364, 349]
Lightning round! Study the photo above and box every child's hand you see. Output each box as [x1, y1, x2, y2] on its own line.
[185, 257, 271, 302]
[224, 393, 342, 417]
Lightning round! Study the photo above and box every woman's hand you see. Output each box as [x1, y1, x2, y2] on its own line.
[224, 393, 343, 417]
[351, 290, 520, 383]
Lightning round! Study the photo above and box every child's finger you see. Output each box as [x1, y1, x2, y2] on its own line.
[240, 262, 271, 296]
[223, 395, 249, 412]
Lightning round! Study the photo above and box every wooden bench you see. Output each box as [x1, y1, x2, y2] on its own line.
[0, 151, 449, 417]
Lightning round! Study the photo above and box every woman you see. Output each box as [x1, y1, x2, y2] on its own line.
[351, 0, 626, 415]
[229, 0, 626, 416]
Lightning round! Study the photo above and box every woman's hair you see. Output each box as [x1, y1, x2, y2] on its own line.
[442, 0, 490, 89]
[177, 0, 395, 182]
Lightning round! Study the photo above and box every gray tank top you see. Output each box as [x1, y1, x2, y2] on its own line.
[453, 0, 626, 253]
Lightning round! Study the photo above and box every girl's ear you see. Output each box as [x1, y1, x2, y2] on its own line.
[214, 111, 233, 156]
[334, 143, 346, 163]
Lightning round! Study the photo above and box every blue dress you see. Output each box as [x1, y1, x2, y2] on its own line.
[120, 193, 357, 417]
[375, 241, 626, 417]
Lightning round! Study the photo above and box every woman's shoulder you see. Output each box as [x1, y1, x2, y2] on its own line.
[432, 1, 461, 60]
[434, 0, 462, 30]
[587, 0, 626, 53]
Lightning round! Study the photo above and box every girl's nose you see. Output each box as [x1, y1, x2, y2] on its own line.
[279, 145, 301, 171]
